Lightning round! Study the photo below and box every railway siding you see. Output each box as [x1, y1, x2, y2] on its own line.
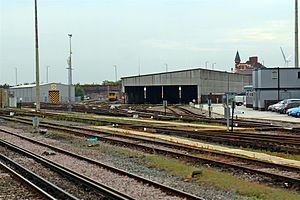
[94, 126, 300, 168]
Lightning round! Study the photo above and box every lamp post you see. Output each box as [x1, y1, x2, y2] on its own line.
[114, 65, 117, 82]
[138, 57, 141, 76]
[46, 66, 50, 83]
[67, 34, 73, 112]
[212, 63, 216, 70]
[165, 63, 168, 72]
[15, 68, 18, 86]
[205, 61, 209, 69]
[296, 0, 299, 68]
[34, 0, 40, 112]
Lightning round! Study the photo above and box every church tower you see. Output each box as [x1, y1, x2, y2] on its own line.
[235, 51, 241, 64]
[234, 51, 241, 73]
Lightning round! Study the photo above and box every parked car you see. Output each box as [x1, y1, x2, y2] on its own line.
[277, 99, 300, 114]
[268, 101, 284, 112]
[286, 107, 296, 115]
[288, 106, 300, 117]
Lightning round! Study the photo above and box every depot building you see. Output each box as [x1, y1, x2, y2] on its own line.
[121, 68, 252, 104]
[9, 83, 75, 104]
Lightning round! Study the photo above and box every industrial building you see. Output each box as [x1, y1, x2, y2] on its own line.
[253, 68, 300, 110]
[0, 88, 8, 108]
[9, 83, 75, 104]
[122, 68, 252, 104]
[234, 51, 266, 75]
[81, 83, 121, 100]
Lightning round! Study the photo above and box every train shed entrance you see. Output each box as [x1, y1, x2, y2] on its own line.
[122, 68, 252, 105]
[125, 85, 198, 104]
[181, 86, 197, 104]
[163, 86, 179, 104]
[125, 86, 144, 104]
[146, 86, 162, 104]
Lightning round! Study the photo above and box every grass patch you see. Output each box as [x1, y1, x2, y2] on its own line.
[143, 155, 300, 200]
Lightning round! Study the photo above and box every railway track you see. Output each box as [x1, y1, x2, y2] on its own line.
[0, 139, 133, 200]
[123, 124, 300, 154]
[0, 161, 50, 200]
[1, 115, 300, 190]
[0, 128, 203, 200]
[1, 111, 298, 153]
[15, 103, 281, 128]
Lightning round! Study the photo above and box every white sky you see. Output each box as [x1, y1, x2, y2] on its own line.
[0, 0, 295, 85]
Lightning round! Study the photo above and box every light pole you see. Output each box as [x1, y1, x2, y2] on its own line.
[114, 65, 117, 82]
[15, 68, 18, 85]
[67, 34, 73, 112]
[212, 63, 216, 70]
[165, 63, 168, 72]
[34, 0, 40, 112]
[205, 61, 209, 69]
[46, 66, 50, 83]
[138, 57, 141, 76]
[296, 0, 299, 68]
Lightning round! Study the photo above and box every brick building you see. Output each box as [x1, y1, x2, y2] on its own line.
[234, 51, 266, 75]
[81, 83, 122, 100]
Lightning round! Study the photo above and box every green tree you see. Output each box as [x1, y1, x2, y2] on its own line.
[102, 80, 121, 85]
[0, 84, 10, 89]
[75, 83, 84, 100]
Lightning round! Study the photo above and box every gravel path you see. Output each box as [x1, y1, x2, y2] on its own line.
[0, 124, 243, 200]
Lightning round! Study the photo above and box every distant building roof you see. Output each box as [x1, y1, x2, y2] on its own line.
[10, 83, 67, 89]
[121, 67, 250, 79]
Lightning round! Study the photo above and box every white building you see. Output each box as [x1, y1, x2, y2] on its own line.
[253, 68, 300, 110]
[9, 83, 75, 104]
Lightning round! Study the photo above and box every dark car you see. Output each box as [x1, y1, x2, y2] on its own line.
[276, 99, 300, 114]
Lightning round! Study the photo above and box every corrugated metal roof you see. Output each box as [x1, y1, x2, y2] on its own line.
[121, 67, 246, 79]
[10, 83, 67, 89]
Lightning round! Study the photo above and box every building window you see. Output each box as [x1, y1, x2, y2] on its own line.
[272, 71, 278, 79]
[298, 72, 300, 79]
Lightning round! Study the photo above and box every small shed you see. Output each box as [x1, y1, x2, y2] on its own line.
[0, 88, 8, 108]
[9, 83, 75, 103]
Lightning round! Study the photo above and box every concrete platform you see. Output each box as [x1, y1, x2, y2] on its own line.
[199, 104, 300, 124]
[92, 125, 300, 168]
[91, 126, 300, 169]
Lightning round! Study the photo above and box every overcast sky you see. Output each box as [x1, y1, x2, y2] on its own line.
[0, 0, 295, 85]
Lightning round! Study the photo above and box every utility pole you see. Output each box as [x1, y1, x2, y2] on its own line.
[15, 68, 17, 85]
[67, 34, 73, 112]
[212, 63, 216, 70]
[114, 65, 117, 82]
[138, 57, 141, 76]
[46, 66, 50, 83]
[296, 0, 299, 68]
[205, 61, 209, 69]
[34, 0, 40, 112]
[165, 63, 168, 72]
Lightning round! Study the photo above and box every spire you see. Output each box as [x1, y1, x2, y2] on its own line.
[235, 51, 241, 64]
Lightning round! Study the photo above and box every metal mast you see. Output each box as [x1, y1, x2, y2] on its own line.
[296, 0, 299, 68]
[114, 65, 117, 82]
[67, 34, 73, 112]
[34, 0, 40, 112]
[46, 66, 50, 83]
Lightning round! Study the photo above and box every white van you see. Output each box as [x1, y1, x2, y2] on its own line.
[235, 96, 246, 106]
